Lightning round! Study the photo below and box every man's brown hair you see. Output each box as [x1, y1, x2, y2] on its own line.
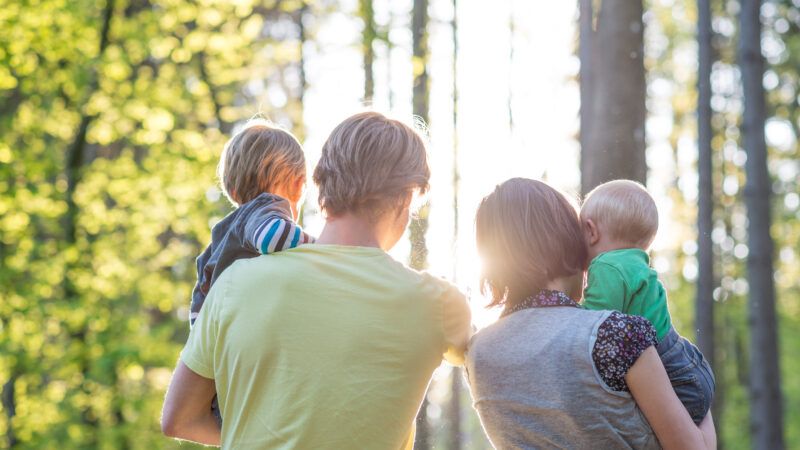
[313, 112, 430, 218]
[476, 178, 588, 309]
[218, 119, 306, 206]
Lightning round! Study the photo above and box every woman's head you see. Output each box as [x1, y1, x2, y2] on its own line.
[313, 112, 430, 245]
[475, 178, 588, 309]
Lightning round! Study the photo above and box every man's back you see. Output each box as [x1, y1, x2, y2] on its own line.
[182, 244, 468, 449]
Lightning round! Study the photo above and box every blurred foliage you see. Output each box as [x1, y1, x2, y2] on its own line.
[0, 0, 312, 447]
[646, 0, 799, 448]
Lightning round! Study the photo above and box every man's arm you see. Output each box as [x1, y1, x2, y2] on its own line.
[441, 286, 472, 366]
[164, 278, 222, 445]
[161, 361, 221, 446]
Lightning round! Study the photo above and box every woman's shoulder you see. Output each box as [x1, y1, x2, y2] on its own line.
[472, 305, 599, 340]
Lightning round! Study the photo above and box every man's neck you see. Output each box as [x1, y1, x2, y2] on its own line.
[315, 213, 384, 249]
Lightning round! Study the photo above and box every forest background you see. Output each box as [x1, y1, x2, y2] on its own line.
[0, 0, 798, 448]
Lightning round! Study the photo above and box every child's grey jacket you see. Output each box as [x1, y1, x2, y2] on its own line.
[190, 193, 311, 327]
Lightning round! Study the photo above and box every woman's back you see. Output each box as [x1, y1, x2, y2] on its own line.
[466, 307, 660, 450]
[185, 244, 465, 449]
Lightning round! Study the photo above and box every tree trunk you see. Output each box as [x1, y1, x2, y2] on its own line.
[410, 1, 430, 448]
[197, 51, 233, 135]
[581, 0, 646, 194]
[294, 1, 309, 227]
[696, 0, 721, 432]
[63, 1, 116, 443]
[695, 0, 715, 383]
[296, 1, 309, 141]
[579, 0, 593, 193]
[448, 2, 461, 449]
[409, 0, 430, 272]
[738, 1, 785, 448]
[2, 377, 17, 448]
[359, 0, 376, 102]
[411, 0, 429, 125]
[448, 369, 462, 450]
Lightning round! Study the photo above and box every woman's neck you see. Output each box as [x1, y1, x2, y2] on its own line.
[543, 274, 584, 300]
[315, 213, 383, 249]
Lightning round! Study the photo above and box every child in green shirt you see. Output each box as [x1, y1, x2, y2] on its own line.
[580, 180, 715, 424]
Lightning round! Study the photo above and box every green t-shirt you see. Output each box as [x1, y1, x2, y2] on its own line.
[582, 248, 672, 340]
[181, 244, 471, 449]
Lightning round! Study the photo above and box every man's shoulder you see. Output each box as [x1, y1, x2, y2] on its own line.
[397, 264, 462, 303]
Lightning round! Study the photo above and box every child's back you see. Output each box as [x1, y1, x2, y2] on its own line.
[583, 248, 670, 340]
[191, 120, 313, 327]
[191, 193, 311, 325]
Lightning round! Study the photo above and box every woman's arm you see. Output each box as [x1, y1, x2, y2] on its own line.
[161, 362, 221, 446]
[626, 347, 716, 450]
[699, 412, 717, 449]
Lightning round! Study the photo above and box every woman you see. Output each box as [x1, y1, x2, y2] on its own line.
[466, 178, 715, 450]
[161, 112, 472, 449]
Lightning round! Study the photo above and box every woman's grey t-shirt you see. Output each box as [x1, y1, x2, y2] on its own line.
[465, 307, 660, 450]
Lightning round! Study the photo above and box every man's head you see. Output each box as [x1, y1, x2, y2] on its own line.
[218, 119, 306, 217]
[580, 179, 659, 259]
[313, 112, 430, 250]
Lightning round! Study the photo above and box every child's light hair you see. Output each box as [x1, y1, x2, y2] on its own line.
[217, 118, 306, 206]
[312, 111, 430, 218]
[580, 179, 659, 249]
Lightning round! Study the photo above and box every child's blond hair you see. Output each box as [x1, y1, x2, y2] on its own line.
[580, 179, 658, 249]
[217, 119, 306, 206]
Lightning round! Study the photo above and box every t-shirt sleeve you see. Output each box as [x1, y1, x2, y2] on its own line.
[440, 285, 472, 366]
[583, 262, 628, 312]
[591, 311, 658, 392]
[180, 278, 223, 379]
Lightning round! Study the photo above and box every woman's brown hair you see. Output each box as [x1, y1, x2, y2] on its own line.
[475, 178, 588, 309]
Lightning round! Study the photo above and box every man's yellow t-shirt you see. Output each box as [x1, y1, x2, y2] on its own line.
[181, 244, 471, 449]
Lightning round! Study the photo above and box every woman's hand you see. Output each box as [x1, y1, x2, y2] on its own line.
[626, 347, 716, 450]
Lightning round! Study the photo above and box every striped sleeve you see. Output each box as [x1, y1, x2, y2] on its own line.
[251, 217, 314, 254]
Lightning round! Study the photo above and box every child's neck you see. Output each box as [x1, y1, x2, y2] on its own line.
[588, 239, 646, 261]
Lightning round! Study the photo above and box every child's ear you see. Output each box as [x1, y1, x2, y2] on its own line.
[584, 219, 600, 246]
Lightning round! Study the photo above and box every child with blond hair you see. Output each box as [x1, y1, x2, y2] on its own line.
[189, 119, 314, 423]
[191, 119, 313, 327]
[581, 179, 715, 424]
